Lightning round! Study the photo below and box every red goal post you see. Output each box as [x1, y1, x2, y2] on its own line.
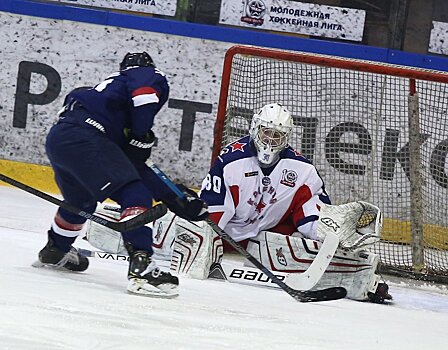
[213, 45, 448, 282]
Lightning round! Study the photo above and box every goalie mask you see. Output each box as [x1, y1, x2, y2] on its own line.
[249, 103, 293, 167]
[120, 52, 155, 70]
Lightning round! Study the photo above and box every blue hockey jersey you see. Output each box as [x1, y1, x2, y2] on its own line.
[65, 66, 169, 146]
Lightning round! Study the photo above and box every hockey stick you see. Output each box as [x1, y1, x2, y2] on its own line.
[0, 173, 167, 232]
[145, 161, 346, 302]
[78, 248, 130, 262]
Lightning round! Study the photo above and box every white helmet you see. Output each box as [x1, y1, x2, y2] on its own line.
[249, 103, 293, 167]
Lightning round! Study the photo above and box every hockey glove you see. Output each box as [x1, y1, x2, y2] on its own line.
[123, 129, 157, 162]
[163, 184, 209, 222]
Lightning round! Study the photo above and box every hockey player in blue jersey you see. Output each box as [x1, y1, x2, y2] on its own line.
[35, 52, 208, 298]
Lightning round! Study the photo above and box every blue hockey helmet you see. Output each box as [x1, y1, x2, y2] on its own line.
[120, 52, 155, 70]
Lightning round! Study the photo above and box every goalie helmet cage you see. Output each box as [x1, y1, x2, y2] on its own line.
[213, 45, 448, 284]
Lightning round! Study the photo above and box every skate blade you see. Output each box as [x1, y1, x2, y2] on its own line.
[31, 260, 69, 271]
[32, 260, 45, 268]
[127, 279, 179, 299]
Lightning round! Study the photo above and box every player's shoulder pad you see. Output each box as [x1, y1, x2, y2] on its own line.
[217, 135, 255, 165]
[281, 146, 313, 165]
[124, 66, 169, 99]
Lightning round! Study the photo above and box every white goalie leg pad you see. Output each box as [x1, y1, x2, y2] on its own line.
[170, 219, 223, 280]
[85, 204, 127, 254]
[317, 201, 383, 252]
[315, 249, 380, 301]
[247, 231, 380, 301]
[85, 203, 177, 260]
[151, 210, 178, 261]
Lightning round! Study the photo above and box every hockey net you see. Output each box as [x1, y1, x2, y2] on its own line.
[213, 45, 448, 283]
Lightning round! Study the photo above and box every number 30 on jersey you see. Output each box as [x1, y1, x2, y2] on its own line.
[203, 174, 222, 193]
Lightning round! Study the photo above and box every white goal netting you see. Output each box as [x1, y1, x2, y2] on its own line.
[214, 45, 448, 282]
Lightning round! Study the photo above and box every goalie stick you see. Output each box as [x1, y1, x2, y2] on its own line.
[205, 219, 346, 302]
[78, 248, 130, 262]
[145, 160, 347, 302]
[0, 173, 167, 232]
[283, 231, 339, 290]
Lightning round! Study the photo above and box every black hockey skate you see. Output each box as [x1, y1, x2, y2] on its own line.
[33, 235, 89, 272]
[367, 282, 392, 304]
[127, 249, 179, 298]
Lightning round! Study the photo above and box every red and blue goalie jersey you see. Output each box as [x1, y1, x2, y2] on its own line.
[200, 136, 331, 242]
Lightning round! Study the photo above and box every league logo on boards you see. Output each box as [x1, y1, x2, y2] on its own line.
[280, 169, 298, 187]
[241, 0, 266, 26]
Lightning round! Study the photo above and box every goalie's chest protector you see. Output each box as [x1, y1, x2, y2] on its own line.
[221, 151, 318, 241]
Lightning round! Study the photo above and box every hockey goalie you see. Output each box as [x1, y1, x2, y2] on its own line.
[86, 103, 392, 303]
[196, 103, 390, 302]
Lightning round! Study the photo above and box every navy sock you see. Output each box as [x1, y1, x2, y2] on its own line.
[48, 228, 77, 253]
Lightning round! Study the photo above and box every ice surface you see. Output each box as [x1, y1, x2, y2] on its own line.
[0, 186, 447, 349]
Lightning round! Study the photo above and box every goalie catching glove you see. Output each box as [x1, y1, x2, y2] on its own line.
[162, 184, 208, 222]
[317, 201, 382, 252]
